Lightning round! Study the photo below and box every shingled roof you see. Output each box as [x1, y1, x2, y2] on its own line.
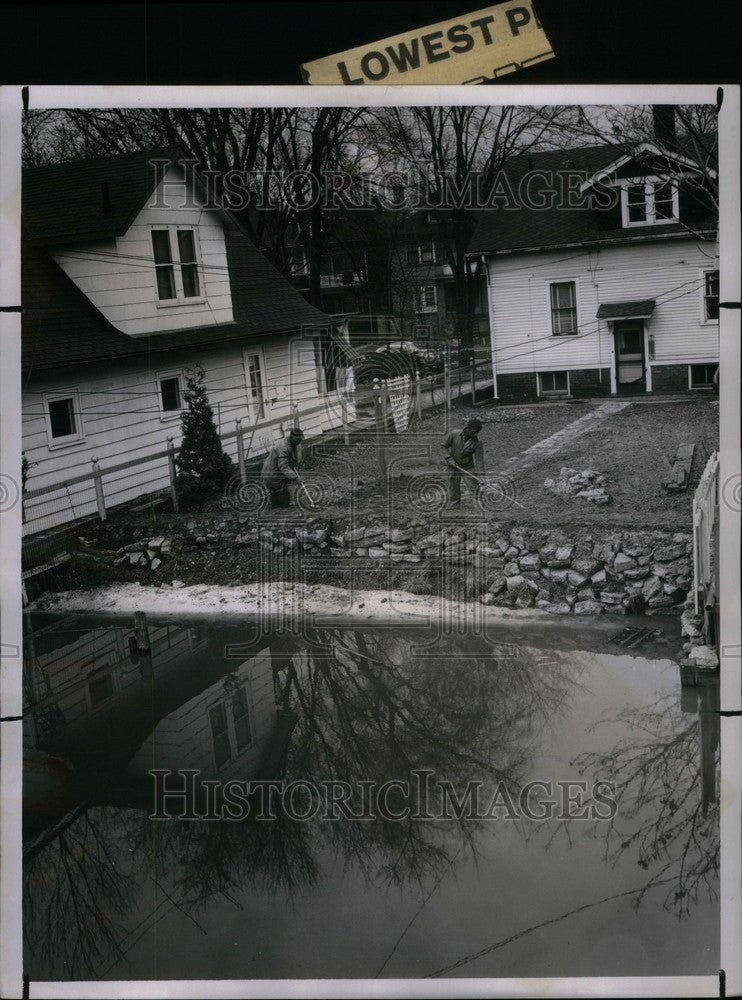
[22, 151, 332, 374]
[467, 140, 717, 256]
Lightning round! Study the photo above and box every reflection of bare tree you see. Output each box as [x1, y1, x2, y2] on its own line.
[558, 684, 719, 917]
[23, 809, 134, 978]
[24, 625, 580, 979]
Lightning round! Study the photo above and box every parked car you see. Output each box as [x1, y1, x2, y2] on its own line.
[373, 341, 445, 376]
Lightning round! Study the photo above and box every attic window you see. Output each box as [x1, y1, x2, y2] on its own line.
[621, 179, 678, 227]
[151, 227, 202, 302]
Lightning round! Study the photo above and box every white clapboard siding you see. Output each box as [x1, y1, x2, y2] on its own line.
[52, 166, 234, 337]
[22, 336, 347, 534]
[487, 238, 719, 374]
[25, 623, 191, 734]
[126, 650, 277, 780]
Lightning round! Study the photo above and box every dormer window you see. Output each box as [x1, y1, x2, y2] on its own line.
[621, 179, 678, 227]
[151, 227, 202, 302]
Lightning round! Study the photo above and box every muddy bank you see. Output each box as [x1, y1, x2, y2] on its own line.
[57, 516, 694, 621]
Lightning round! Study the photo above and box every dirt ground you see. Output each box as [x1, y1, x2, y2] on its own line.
[513, 399, 719, 529]
[46, 396, 718, 595]
[298, 397, 601, 517]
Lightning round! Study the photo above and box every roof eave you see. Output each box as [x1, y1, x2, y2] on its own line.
[468, 228, 717, 258]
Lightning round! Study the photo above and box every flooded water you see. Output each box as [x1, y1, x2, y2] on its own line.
[23, 610, 719, 981]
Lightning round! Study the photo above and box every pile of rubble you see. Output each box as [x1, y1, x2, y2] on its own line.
[111, 536, 174, 571]
[543, 466, 612, 504]
[677, 595, 719, 671]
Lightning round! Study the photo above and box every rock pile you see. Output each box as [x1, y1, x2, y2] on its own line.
[104, 517, 692, 621]
[111, 536, 173, 571]
[544, 467, 612, 504]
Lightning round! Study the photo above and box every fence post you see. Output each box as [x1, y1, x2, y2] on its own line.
[293, 402, 300, 430]
[415, 372, 422, 419]
[134, 611, 151, 654]
[373, 379, 387, 479]
[444, 352, 452, 430]
[470, 356, 477, 406]
[166, 437, 179, 514]
[91, 457, 107, 522]
[340, 395, 350, 445]
[235, 419, 246, 483]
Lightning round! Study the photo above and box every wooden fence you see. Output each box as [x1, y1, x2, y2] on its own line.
[22, 352, 494, 539]
[692, 450, 720, 617]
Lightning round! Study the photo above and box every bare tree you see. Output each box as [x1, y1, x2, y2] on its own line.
[359, 105, 571, 352]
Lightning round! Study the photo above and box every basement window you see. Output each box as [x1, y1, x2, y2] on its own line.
[539, 371, 570, 396]
[689, 363, 718, 389]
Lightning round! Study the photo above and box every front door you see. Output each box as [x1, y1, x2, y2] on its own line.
[243, 348, 270, 423]
[613, 320, 646, 393]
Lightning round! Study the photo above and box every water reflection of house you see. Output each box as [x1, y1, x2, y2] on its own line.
[23, 616, 284, 844]
[126, 649, 276, 781]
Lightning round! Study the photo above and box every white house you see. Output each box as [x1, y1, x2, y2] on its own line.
[22, 148, 351, 535]
[468, 130, 719, 402]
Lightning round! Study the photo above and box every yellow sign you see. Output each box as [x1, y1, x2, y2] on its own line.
[300, 1, 554, 85]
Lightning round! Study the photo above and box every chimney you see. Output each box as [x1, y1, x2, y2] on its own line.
[652, 106, 676, 149]
[101, 180, 113, 213]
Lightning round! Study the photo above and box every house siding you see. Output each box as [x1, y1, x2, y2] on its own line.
[22, 335, 351, 535]
[486, 238, 719, 389]
[51, 166, 234, 337]
[126, 650, 277, 781]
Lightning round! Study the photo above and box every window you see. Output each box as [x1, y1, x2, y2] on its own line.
[539, 371, 569, 394]
[550, 282, 578, 335]
[245, 352, 266, 418]
[416, 285, 437, 313]
[209, 687, 253, 770]
[703, 270, 719, 321]
[210, 703, 231, 769]
[621, 180, 679, 227]
[177, 230, 200, 298]
[419, 239, 435, 263]
[151, 227, 202, 302]
[231, 689, 252, 751]
[44, 391, 83, 446]
[689, 363, 718, 389]
[159, 374, 183, 414]
[407, 239, 439, 264]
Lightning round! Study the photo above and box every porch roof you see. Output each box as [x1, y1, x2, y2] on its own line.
[596, 299, 656, 321]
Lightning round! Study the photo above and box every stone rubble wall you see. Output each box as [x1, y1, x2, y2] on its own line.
[183, 519, 695, 618]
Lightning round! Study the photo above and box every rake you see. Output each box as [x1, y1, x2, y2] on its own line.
[451, 462, 526, 509]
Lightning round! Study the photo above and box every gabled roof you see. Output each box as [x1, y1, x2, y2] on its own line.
[468, 140, 717, 256]
[23, 147, 182, 247]
[578, 141, 716, 193]
[22, 151, 332, 375]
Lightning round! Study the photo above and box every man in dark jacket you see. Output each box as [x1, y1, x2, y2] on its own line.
[261, 428, 304, 508]
[442, 418, 485, 506]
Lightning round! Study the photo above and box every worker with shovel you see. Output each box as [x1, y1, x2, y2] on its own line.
[442, 417, 485, 507]
[261, 428, 305, 508]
